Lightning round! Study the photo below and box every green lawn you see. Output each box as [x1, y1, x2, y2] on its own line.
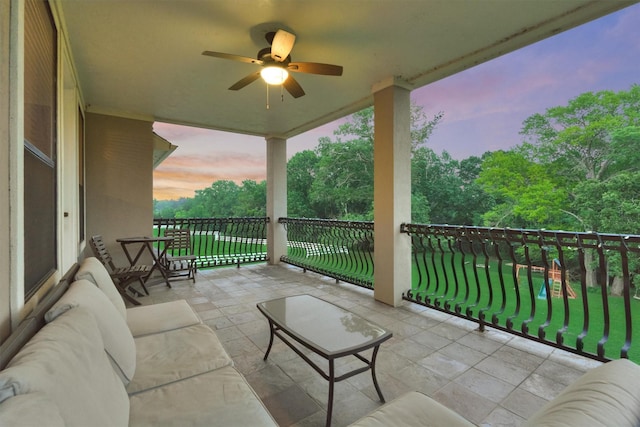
[410, 255, 640, 362]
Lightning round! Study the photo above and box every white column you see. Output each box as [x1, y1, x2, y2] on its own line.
[266, 136, 287, 265]
[373, 79, 412, 307]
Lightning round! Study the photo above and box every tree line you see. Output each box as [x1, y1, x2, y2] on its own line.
[155, 84, 640, 233]
[154, 84, 640, 293]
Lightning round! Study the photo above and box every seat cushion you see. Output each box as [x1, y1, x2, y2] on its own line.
[0, 392, 65, 427]
[126, 299, 201, 337]
[76, 256, 126, 318]
[127, 323, 233, 394]
[523, 358, 640, 427]
[45, 279, 137, 384]
[129, 366, 277, 426]
[349, 391, 475, 427]
[0, 306, 129, 426]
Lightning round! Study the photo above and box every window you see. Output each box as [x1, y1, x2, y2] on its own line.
[23, 0, 57, 298]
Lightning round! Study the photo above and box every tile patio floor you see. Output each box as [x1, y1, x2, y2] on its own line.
[137, 263, 602, 427]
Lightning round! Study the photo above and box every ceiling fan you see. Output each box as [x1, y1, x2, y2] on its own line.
[202, 29, 343, 98]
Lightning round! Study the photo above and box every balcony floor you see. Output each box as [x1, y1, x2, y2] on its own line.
[138, 263, 601, 426]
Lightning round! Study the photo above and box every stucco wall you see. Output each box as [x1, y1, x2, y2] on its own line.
[85, 113, 154, 266]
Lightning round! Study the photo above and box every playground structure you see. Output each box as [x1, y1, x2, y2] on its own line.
[516, 259, 577, 299]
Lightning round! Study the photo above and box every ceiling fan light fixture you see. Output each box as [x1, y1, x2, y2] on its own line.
[260, 66, 289, 85]
[271, 29, 296, 61]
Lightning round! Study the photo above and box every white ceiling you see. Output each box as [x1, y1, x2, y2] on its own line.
[57, 0, 636, 141]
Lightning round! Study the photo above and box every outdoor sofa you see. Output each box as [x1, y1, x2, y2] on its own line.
[0, 257, 277, 426]
[1, 257, 640, 426]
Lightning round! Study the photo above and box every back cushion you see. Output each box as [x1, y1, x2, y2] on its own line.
[0, 307, 129, 426]
[76, 256, 126, 317]
[523, 358, 640, 426]
[46, 279, 136, 384]
[0, 392, 65, 427]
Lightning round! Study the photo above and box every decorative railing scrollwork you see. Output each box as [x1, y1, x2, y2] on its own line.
[154, 217, 269, 268]
[401, 224, 640, 362]
[279, 218, 374, 289]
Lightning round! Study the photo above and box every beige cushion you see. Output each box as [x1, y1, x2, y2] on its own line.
[126, 299, 201, 337]
[523, 358, 640, 427]
[349, 391, 475, 427]
[129, 366, 277, 426]
[127, 324, 233, 394]
[45, 279, 137, 384]
[0, 392, 65, 427]
[76, 256, 126, 318]
[0, 307, 129, 426]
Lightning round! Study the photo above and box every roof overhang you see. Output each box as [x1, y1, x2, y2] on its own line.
[55, 0, 638, 140]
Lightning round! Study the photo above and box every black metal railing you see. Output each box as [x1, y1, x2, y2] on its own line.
[154, 217, 269, 268]
[401, 224, 640, 362]
[279, 218, 374, 288]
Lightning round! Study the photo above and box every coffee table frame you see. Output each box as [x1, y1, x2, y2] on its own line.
[257, 295, 392, 427]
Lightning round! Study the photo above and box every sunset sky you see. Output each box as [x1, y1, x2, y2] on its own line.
[153, 3, 640, 201]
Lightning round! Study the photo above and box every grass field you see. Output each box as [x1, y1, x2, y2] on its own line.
[410, 255, 640, 363]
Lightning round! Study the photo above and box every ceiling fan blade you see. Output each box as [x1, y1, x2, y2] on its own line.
[288, 62, 343, 76]
[229, 72, 261, 91]
[202, 51, 262, 65]
[271, 29, 296, 62]
[283, 75, 305, 98]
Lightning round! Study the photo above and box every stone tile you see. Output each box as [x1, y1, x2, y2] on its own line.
[331, 391, 379, 426]
[213, 325, 244, 342]
[227, 309, 260, 325]
[475, 356, 531, 386]
[431, 321, 470, 340]
[234, 350, 269, 375]
[186, 296, 210, 305]
[388, 338, 434, 361]
[418, 351, 471, 380]
[439, 341, 488, 366]
[195, 308, 224, 321]
[501, 387, 549, 419]
[237, 318, 269, 337]
[355, 371, 413, 403]
[456, 331, 504, 355]
[549, 349, 602, 371]
[520, 372, 568, 401]
[277, 354, 321, 382]
[203, 316, 233, 330]
[245, 364, 296, 399]
[223, 335, 261, 357]
[534, 359, 585, 386]
[190, 301, 217, 312]
[492, 344, 544, 372]
[507, 336, 555, 358]
[386, 320, 423, 337]
[291, 411, 327, 427]
[480, 406, 526, 427]
[433, 382, 495, 424]
[454, 368, 515, 403]
[411, 329, 453, 350]
[261, 385, 321, 427]
[390, 362, 450, 395]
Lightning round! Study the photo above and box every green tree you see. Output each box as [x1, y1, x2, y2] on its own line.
[287, 150, 320, 218]
[481, 85, 640, 292]
[236, 180, 266, 216]
[306, 104, 443, 221]
[190, 180, 240, 217]
[477, 150, 571, 229]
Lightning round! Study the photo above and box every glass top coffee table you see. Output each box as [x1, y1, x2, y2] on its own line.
[257, 294, 392, 427]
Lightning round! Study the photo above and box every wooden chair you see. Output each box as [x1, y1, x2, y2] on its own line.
[89, 235, 152, 305]
[162, 229, 197, 282]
